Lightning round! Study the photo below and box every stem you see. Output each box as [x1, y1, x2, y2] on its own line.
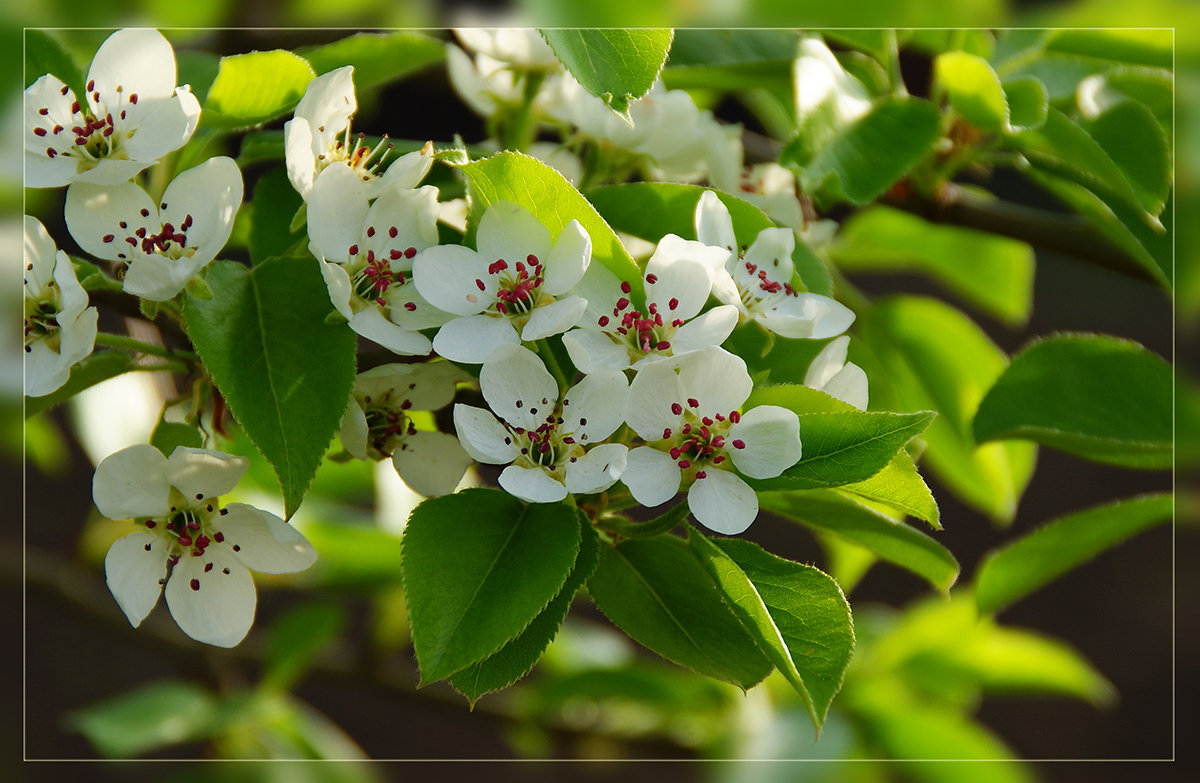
[127, 361, 190, 374]
[885, 30, 908, 97]
[95, 332, 195, 362]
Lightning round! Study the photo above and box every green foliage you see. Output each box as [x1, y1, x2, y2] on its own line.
[974, 334, 1173, 469]
[264, 602, 346, 691]
[182, 257, 357, 518]
[1083, 100, 1172, 218]
[25, 29, 84, 97]
[975, 493, 1173, 614]
[248, 167, 305, 265]
[539, 29, 673, 117]
[203, 50, 315, 129]
[587, 535, 773, 689]
[935, 51, 1048, 134]
[401, 489, 581, 684]
[24, 351, 135, 418]
[297, 518, 403, 589]
[149, 419, 203, 456]
[67, 680, 218, 758]
[297, 31, 444, 87]
[663, 29, 796, 90]
[839, 452, 940, 529]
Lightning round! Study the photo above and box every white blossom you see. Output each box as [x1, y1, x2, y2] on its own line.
[453, 28, 559, 68]
[794, 36, 873, 130]
[453, 344, 629, 503]
[25, 28, 201, 188]
[23, 216, 97, 396]
[805, 336, 869, 410]
[94, 445, 317, 647]
[64, 156, 242, 301]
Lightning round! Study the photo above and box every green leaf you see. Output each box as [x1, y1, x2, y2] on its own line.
[1044, 29, 1172, 69]
[70, 256, 123, 292]
[858, 296, 1037, 524]
[688, 531, 854, 732]
[458, 151, 643, 302]
[839, 451, 940, 529]
[264, 602, 346, 691]
[401, 489, 581, 684]
[24, 351, 135, 418]
[974, 334, 1172, 469]
[1002, 77, 1048, 131]
[297, 31, 444, 88]
[935, 51, 1009, 133]
[248, 167, 305, 265]
[25, 29, 84, 98]
[66, 680, 218, 758]
[830, 206, 1035, 327]
[540, 29, 673, 117]
[587, 182, 833, 296]
[1083, 100, 1171, 218]
[663, 29, 795, 91]
[203, 50, 315, 129]
[296, 518, 403, 589]
[783, 98, 942, 206]
[975, 493, 1172, 615]
[182, 257, 357, 518]
[449, 514, 600, 704]
[744, 384, 935, 490]
[149, 420, 202, 457]
[760, 490, 959, 592]
[587, 535, 773, 689]
[1080, 67, 1173, 131]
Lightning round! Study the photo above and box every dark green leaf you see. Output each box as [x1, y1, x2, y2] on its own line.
[264, 602, 346, 691]
[297, 32, 444, 88]
[67, 680, 218, 758]
[1083, 100, 1171, 218]
[1002, 77, 1048, 131]
[25, 30, 84, 98]
[402, 489, 581, 684]
[248, 167, 305, 265]
[182, 257, 357, 517]
[664, 30, 795, 90]
[974, 334, 1172, 469]
[69, 256, 123, 293]
[839, 451, 940, 529]
[540, 29, 673, 116]
[975, 493, 1172, 615]
[449, 514, 600, 703]
[587, 535, 773, 689]
[175, 50, 220, 104]
[149, 420, 202, 457]
[24, 351, 135, 419]
[203, 50, 315, 129]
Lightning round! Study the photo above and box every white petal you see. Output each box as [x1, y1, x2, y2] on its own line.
[306, 162, 368, 263]
[625, 360, 682, 441]
[387, 281, 456, 331]
[499, 465, 568, 503]
[339, 401, 369, 459]
[104, 532, 168, 627]
[71, 158, 156, 186]
[446, 45, 496, 116]
[122, 89, 201, 162]
[574, 262, 625, 328]
[821, 362, 869, 411]
[432, 314, 519, 364]
[123, 255, 206, 301]
[728, 405, 802, 479]
[56, 306, 99, 375]
[761, 293, 856, 340]
[670, 304, 739, 355]
[23, 216, 58, 288]
[24, 341, 73, 398]
[392, 430, 473, 497]
[217, 503, 317, 574]
[412, 244, 491, 315]
[476, 201, 552, 269]
[520, 295, 587, 341]
[284, 118, 317, 198]
[561, 370, 628, 442]
[565, 443, 627, 495]
[356, 361, 467, 411]
[364, 184, 440, 253]
[622, 447, 681, 507]
[688, 469, 758, 535]
[23, 150, 84, 188]
[319, 258, 354, 319]
[479, 342, 558, 430]
[562, 328, 630, 374]
[292, 66, 356, 143]
[88, 29, 178, 105]
[381, 147, 433, 190]
[93, 444, 170, 520]
[741, 228, 795, 282]
[350, 307, 432, 356]
[542, 220, 591, 294]
[677, 347, 752, 416]
[166, 447, 248, 500]
[645, 235, 723, 320]
[165, 547, 256, 647]
[694, 190, 737, 253]
[159, 156, 243, 267]
[64, 181, 156, 262]
[804, 336, 850, 389]
[453, 404, 519, 464]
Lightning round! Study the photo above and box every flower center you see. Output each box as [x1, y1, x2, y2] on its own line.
[487, 254, 547, 317]
[32, 80, 137, 166]
[100, 210, 198, 265]
[317, 126, 395, 183]
[346, 231, 419, 312]
[23, 265, 62, 352]
[502, 392, 589, 477]
[597, 280, 684, 360]
[660, 403, 745, 481]
[732, 250, 797, 310]
[140, 488, 238, 576]
[362, 404, 416, 458]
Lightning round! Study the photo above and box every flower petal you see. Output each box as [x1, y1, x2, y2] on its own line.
[339, 400, 369, 460]
[645, 235, 724, 320]
[88, 28, 178, 105]
[292, 66, 356, 144]
[622, 447, 681, 507]
[319, 258, 354, 319]
[165, 547, 256, 647]
[687, 469, 758, 535]
[432, 314, 519, 364]
[392, 430, 473, 497]
[728, 405, 802, 479]
[561, 370, 628, 442]
[364, 184, 440, 254]
[104, 531, 168, 627]
[694, 190, 737, 253]
[123, 255, 207, 301]
[71, 158, 156, 186]
[159, 156, 243, 267]
[93, 444, 170, 520]
[625, 360, 681, 441]
[283, 118, 317, 198]
[670, 304, 739, 355]
[217, 503, 317, 574]
[677, 347, 752, 416]
[121, 89, 201, 162]
[564, 443, 627, 495]
[543, 219, 591, 294]
[741, 227, 795, 283]
[499, 465, 568, 503]
[380, 147, 434, 190]
[64, 181, 157, 262]
[412, 244, 491, 315]
[562, 328, 630, 374]
[520, 295, 587, 341]
[761, 293, 855, 340]
[306, 162, 368, 263]
[804, 336, 850, 389]
[479, 343, 558, 430]
[23, 150, 84, 188]
[453, 404, 519, 464]
[821, 362, 869, 411]
[476, 201, 552, 269]
[166, 447, 248, 500]
[387, 281, 456, 332]
[350, 307, 433, 356]
[356, 361, 467, 412]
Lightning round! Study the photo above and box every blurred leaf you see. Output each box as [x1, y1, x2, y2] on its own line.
[297, 31, 444, 88]
[689, 531, 854, 732]
[975, 493, 1173, 614]
[955, 626, 1116, 705]
[823, 30, 893, 62]
[1045, 29, 1173, 69]
[1081, 67, 1173, 131]
[935, 51, 1009, 133]
[401, 489, 580, 684]
[839, 452, 940, 529]
[540, 29, 673, 117]
[297, 518, 403, 589]
[664, 29, 795, 90]
[67, 680, 218, 758]
[175, 50, 220, 103]
[588, 182, 832, 295]
[24, 351, 135, 419]
[906, 30, 996, 59]
[830, 206, 1035, 327]
[819, 533, 877, 595]
[25, 29, 84, 97]
[149, 420, 202, 457]
[1002, 77, 1048, 131]
[264, 602, 346, 692]
[1002, 54, 1103, 102]
[203, 50, 315, 129]
[587, 535, 773, 689]
[449, 513, 600, 704]
[974, 334, 1172, 469]
[248, 167, 305, 265]
[182, 257, 357, 518]
[1083, 100, 1172, 218]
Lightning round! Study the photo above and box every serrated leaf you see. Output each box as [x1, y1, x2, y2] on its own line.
[830, 206, 1034, 327]
[839, 451, 940, 529]
[298, 31, 444, 88]
[587, 535, 773, 689]
[936, 51, 1010, 133]
[24, 351, 135, 418]
[203, 50, 315, 129]
[66, 680, 218, 758]
[975, 493, 1172, 615]
[974, 334, 1172, 469]
[540, 29, 673, 116]
[182, 257, 357, 517]
[25, 29, 84, 98]
[449, 513, 600, 703]
[761, 490, 959, 591]
[401, 489, 581, 684]
[248, 167, 305, 265]
[744, 384, 934, 490]
[1083, 100, 1171, 218]
[587, 182, 833, 296]
[688, 531, 854, 732]
[1002, 77, 1047, 131]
